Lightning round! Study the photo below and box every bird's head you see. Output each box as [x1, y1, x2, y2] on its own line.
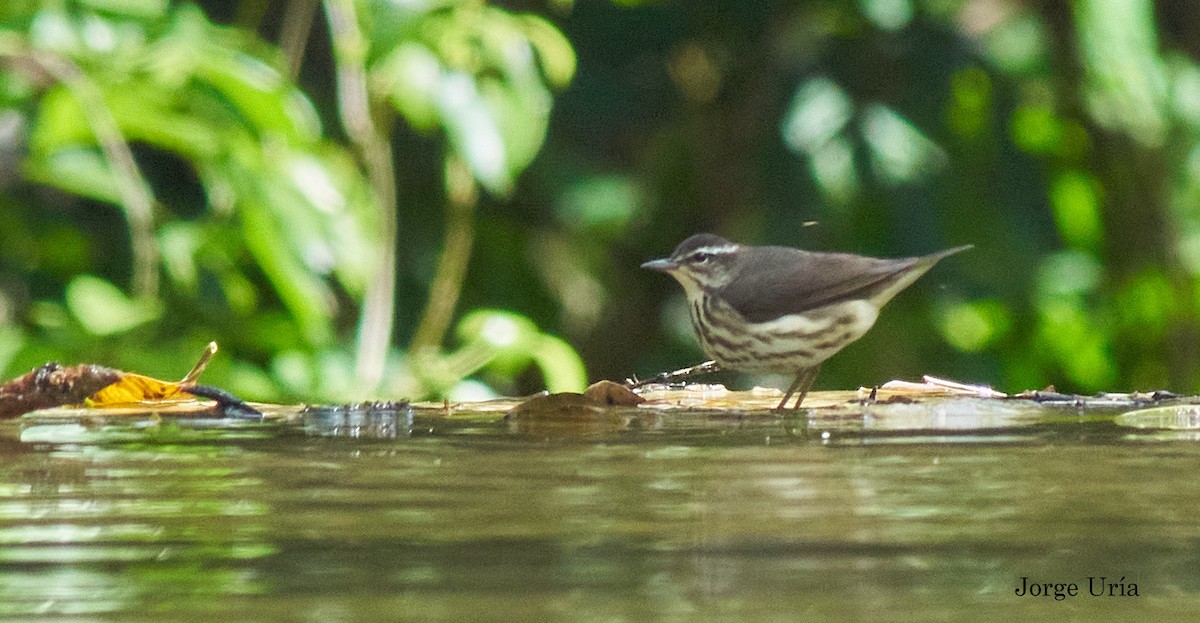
[641, 234, 741, 299]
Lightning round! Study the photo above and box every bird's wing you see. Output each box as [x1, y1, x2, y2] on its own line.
[720, 247, 943, 323]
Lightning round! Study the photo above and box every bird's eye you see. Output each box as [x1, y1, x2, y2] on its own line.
[691, 252, 711, 264]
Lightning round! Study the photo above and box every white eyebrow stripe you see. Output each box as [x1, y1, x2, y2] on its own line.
[688, 245, 739, 256]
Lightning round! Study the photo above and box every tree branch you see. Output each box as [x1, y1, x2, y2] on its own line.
[281, 0, 319, 80]
[32, 52, 159, 299]
[409, 155, 478, 354]
[324, 0, 399, 393]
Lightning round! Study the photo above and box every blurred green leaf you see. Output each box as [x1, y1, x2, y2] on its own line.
[456, 308, 541, 373]
[531, 334, 587, 393]
[76, 0, 168, 20]
[1035, 251, 1103, 303]
[782, 77, 852, 154]
[1116, 270, 1176, 339]
[368, 2, 570, 196]
[194, 51, 322, 144]
[270, 348, 360, 400]
[450, 308, 586, 394]
[939, 299, 1011, 353]
[947, 67, 992, 140]
[1168, 54, 1200, 127]
[157, 222, 201, 292]
[1011, 104, 1063, 154]
[860, 0, 912, 32]
[437, 70, 513, 194]
[65, 274, 161, 336]
[1049, 171, 1105, 250]
[374, 42, 442, 132]
[239, 195, 335, 346]
[555, 174, 642, 236]
[25, 147, 120, 203]
[286, 146, 380, 295]
[1074, 0, 1168, 146]
[270, 349, 312, 398]
[0, 324, 24, 377]
[29, 86, 93, 152]
[862, 104, 945, 184]
[1037, 298, 1115, 390]
[27, 8, 83, 55]
[517, 14, 575, 89]
[980, 10, 1048, 75]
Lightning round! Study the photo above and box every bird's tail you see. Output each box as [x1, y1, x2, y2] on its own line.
[870, 244, 973, 307]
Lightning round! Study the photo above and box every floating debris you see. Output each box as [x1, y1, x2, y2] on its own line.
[0, 342, 261, 419]
[868, 376, 1007, 399]
[583, 380, 645, 406]
[0, 362, 122, 419]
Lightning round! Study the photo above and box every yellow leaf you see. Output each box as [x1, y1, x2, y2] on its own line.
[86, 373, 189, 406]
[84, 342, 219, 407]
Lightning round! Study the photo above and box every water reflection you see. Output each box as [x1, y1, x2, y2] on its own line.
[0, 425, 274, 618]
[0, 403, 1198, 620]
[302, 403, 414, 439]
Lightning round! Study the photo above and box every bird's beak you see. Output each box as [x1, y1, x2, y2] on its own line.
[640, 258, 677, 272]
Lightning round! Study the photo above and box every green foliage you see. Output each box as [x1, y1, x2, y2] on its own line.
[368, 2, 574, 195]
[454, 309, 587, 393]
[65, 274, 162, 335]
[0, 0, 581, 401]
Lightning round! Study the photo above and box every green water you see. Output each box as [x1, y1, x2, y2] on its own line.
[1, 401, 1198, 621]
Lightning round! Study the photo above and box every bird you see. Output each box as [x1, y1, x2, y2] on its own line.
[642, 234, 971, 410]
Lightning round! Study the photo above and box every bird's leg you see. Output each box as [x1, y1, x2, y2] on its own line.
[627, 360, 722, 389]
[776, 364, 821, 411]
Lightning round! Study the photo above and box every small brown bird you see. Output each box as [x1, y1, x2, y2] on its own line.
[642, 234, 971, 409]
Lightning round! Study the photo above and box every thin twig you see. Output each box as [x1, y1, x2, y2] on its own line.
[324, 0, 398, 392]
[626, 360, 722, 389]
[31, 52, 159, 299]
[179, 341, 219, 386]
[921, 375, 1008, 398]
[281, 0, 319, 80]
[409, 155, 478, 353]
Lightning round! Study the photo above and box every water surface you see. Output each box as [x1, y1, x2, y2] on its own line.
[1, 396, 1197, 621]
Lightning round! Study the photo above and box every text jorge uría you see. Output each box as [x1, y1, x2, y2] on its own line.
[1014, 576, 1139, 600]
